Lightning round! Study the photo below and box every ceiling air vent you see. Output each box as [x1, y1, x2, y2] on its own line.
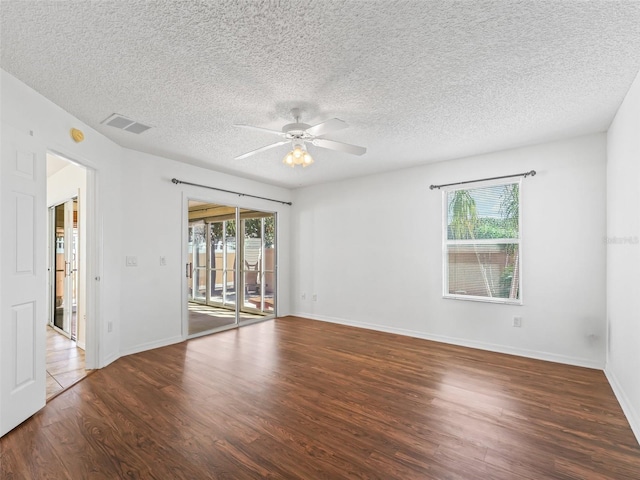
[101, 113, 151, 134]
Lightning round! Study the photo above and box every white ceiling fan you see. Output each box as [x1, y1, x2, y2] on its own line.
[234, 108, 366, 167]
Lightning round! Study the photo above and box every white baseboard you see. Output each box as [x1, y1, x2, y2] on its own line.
[292, 311, 604, 370]
[605, 367, 640, 446]
[119, 335, 184, 358]
[100, 351, 120, 369]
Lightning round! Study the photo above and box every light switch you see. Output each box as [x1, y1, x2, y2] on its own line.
[160, 256, 167, 266]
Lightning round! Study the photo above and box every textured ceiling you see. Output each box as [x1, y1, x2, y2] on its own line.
[2, 1, 640, 188]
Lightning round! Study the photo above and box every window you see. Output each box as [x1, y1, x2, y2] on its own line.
[443, 181, 521, 303]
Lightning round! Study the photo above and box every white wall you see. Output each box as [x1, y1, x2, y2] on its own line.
[47, 162, 88, 348]
[117, 149, 292, 355]
[606, 69, 640, 443]
[1, 69, 124, 368]
[292, 134, 607, 368]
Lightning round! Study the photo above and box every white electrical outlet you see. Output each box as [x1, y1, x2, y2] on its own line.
[160, 256, 167, 266]
[126, 256, 138, 267]
[312, 294, 318, 301]
[301, 293, 306, 300]
[107, 321, 113, 333]
[513, 316, 522, 328]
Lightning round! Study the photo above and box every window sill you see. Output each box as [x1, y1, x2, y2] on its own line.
[443, 294, 522, 306]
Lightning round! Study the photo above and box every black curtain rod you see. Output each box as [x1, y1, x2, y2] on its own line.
[171, 178, 292, 206]
[429, 170, 536, 190]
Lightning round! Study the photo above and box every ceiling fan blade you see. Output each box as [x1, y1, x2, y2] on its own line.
[305, 118, 348, 136]
[234, 124, 285, 137]
[235, 140, 289, 160]
[311, 138, 367, 156]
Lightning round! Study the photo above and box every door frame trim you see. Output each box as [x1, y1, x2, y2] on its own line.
[47, 150, 100, 370]
[182, 193, 278, 339]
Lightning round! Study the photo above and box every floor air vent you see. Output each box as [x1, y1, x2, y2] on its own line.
[101, 113, 151, 134]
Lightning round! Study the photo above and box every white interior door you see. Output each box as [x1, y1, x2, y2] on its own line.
[0, 124, 47, 436]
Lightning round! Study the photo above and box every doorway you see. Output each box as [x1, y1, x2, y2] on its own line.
[187, 201, 276, 336]
[46, 153, 90, 399]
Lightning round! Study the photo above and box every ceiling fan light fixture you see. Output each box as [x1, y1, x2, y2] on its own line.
[236, 109, 365, 164]
[302, 152, 314, 167]
[283, 144, 314, 168]
[284, 152, 295, 167]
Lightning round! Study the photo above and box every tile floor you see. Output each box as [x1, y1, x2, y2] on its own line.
[46, 326, 86, 399]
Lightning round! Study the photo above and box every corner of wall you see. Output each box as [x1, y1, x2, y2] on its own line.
[604, 366, 640, 445]
[605, 66, 640, 447]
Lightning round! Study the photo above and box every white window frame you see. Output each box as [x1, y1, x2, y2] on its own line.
[442, 179, 523, 305]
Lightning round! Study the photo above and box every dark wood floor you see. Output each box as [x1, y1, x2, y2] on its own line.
[1, 316, 639, 479]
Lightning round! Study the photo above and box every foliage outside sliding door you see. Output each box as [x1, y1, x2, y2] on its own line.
[444, 181, 521, 304]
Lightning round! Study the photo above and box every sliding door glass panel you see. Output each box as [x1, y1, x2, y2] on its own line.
[50, 199, 78, 338]
[209, 221, 224, 304]
[263, 215, 276, 314]
[243, 217, 262, 308]
[187, 226, 194, 301]
[221, 271, 234, 306]
[240, 213, 276, 323]
[68, 200, 79, 341]
[53, 203, 66, 330]
[187, 203, 237, 335]
[238, 212, 256, 324]
[224, 220, 237, 308]
[192, 223, 207, 303]
[62, 200, 74, 334]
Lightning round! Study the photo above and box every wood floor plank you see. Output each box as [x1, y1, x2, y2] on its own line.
[2, 316, 639, 479]
[0, 416, 70, 480]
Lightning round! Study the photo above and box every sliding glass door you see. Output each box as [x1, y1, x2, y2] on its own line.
[191, 224, 207, 304]
[187, 201, 276, 336]
[49, 199, 78, 339]
[239, 214, 276, 323]
[209, 221, 224, 304]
